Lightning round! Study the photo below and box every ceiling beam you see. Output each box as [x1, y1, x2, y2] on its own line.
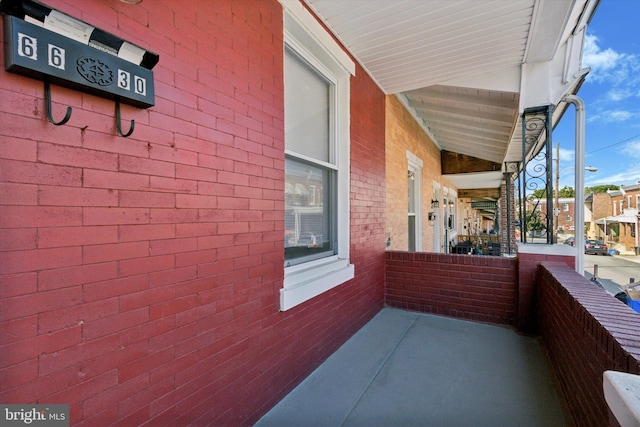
[441, 151, 502, 174]
[458, 188, 501, 199]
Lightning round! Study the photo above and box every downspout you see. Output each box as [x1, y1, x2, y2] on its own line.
[563, 94, 586, 274]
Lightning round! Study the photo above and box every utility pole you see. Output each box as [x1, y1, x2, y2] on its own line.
[554, 143, 560, 243]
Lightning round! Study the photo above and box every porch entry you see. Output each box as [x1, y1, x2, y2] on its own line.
[433, 183, 441, 252]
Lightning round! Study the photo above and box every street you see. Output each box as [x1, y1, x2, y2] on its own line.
[583, 254, 640, 296]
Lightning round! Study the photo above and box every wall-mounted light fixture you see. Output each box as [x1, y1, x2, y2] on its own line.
[408, 171, 415, 180]
[431, 200, 439, 208]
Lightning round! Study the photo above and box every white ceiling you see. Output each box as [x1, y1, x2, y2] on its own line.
[305, 0, 536, 94]
[304, 0, 597, 190]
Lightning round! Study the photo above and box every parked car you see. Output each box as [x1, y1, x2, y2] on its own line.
[584, 240, 608, 255]
[563, 237, 575, 246]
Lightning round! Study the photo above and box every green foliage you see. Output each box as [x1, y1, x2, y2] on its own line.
[558, 186, 574, 197]
[526, 209, 545, 231]
[530, 189, 546, 199]
[530, 184, 622, 199]
[585, 184, 619, 194]
[530, 186, 574, 199]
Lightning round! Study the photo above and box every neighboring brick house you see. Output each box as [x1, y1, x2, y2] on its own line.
[525, 197, 576, 235]
[587, 192, 612, 239]
[385, 95, 459, 253]
[598, 184, 640, 252]
[556, 198, 576, 234]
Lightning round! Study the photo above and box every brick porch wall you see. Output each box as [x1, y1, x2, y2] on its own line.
[385, 251, 517, 325]
[517, 247, 575, 333]
[537, 262, 640, 427]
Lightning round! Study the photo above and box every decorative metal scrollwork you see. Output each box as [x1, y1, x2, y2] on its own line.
[518, 105, 554, 244]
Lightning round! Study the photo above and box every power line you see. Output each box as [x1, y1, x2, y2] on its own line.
[587, 133, 640, 154]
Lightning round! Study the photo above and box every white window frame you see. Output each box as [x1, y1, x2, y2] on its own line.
[281, 0, 355, 311]
[406, 151, 423, 251]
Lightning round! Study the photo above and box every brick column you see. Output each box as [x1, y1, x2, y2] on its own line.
[500, 174, 517, 255]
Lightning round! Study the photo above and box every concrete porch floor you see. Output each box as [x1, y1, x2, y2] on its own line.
[255, 308, 566, 427]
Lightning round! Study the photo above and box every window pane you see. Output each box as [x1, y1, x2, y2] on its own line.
[285, 157, 334, 263]
[408, 175, 415, 214]
[284, 48, 330, 163]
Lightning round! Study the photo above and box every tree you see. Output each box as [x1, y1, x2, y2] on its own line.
[585, 184, 619, 194]
[526, 209, 545, 232]
[530, 186, 574, 199]
[558, 186, 574, 197]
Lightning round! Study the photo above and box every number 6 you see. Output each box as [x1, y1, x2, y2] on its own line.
[18, 33, 37, 60]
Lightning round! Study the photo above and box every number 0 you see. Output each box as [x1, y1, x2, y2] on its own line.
[134, 76, 146, 96]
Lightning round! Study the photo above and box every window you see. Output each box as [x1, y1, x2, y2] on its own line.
[563, 203, 569, 212]
[566, 215, 572, 222]
[284, 49, 334, 265]
[406, 151, 422, 252]
[449, 195, 457, 230]
[636, 195, 640, 209]
[281, 1, 355, 311]
[620, 200, 624, 213]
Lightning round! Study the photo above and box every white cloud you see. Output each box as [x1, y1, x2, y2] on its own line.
[589, 169, 640, 186]
[583, 34, 640, 87]
[605, 110, 633, 122]
[583, 34, 624, 81]
[606, 89, 632, 102]
[587, 110, 635, 123]
[621, 140, 640, 158]
[558, 147, 574, 162]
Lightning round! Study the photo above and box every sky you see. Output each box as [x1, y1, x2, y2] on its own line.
[553, 0, 640, 189]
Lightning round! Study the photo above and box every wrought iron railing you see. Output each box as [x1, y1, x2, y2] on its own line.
[516, 105, 554, 244]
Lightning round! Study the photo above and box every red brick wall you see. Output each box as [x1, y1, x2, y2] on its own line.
[0, 1, 385, 425]
[517, 251, 574, 333]
[537, 262, 640, 427]
[385, 252, 517, 325]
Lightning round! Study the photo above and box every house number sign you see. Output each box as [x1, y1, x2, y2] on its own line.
[4, 15, 155, 108]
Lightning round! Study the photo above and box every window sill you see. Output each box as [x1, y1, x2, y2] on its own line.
[281, 257, 354, 311]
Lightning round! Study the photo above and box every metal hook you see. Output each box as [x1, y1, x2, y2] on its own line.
[44, 80, 72, 126]
[115, 98, 135, 137]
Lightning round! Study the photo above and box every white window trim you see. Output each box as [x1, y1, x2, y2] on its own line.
[281, 1, 355, 311]
[406, 151, 423, 251]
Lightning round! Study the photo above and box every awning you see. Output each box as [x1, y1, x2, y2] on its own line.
[595, 215, 638, 225]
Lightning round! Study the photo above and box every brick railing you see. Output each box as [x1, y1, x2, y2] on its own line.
[537, 262, 640, 426]
[385, 251, 517, 325]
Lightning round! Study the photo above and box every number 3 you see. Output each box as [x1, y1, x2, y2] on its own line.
[118, 70, 130, 90]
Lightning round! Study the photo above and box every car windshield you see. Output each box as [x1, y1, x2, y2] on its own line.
[586, 240, 601, 245]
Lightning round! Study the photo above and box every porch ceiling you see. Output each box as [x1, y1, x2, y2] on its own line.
[304, 0, 599, 190]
